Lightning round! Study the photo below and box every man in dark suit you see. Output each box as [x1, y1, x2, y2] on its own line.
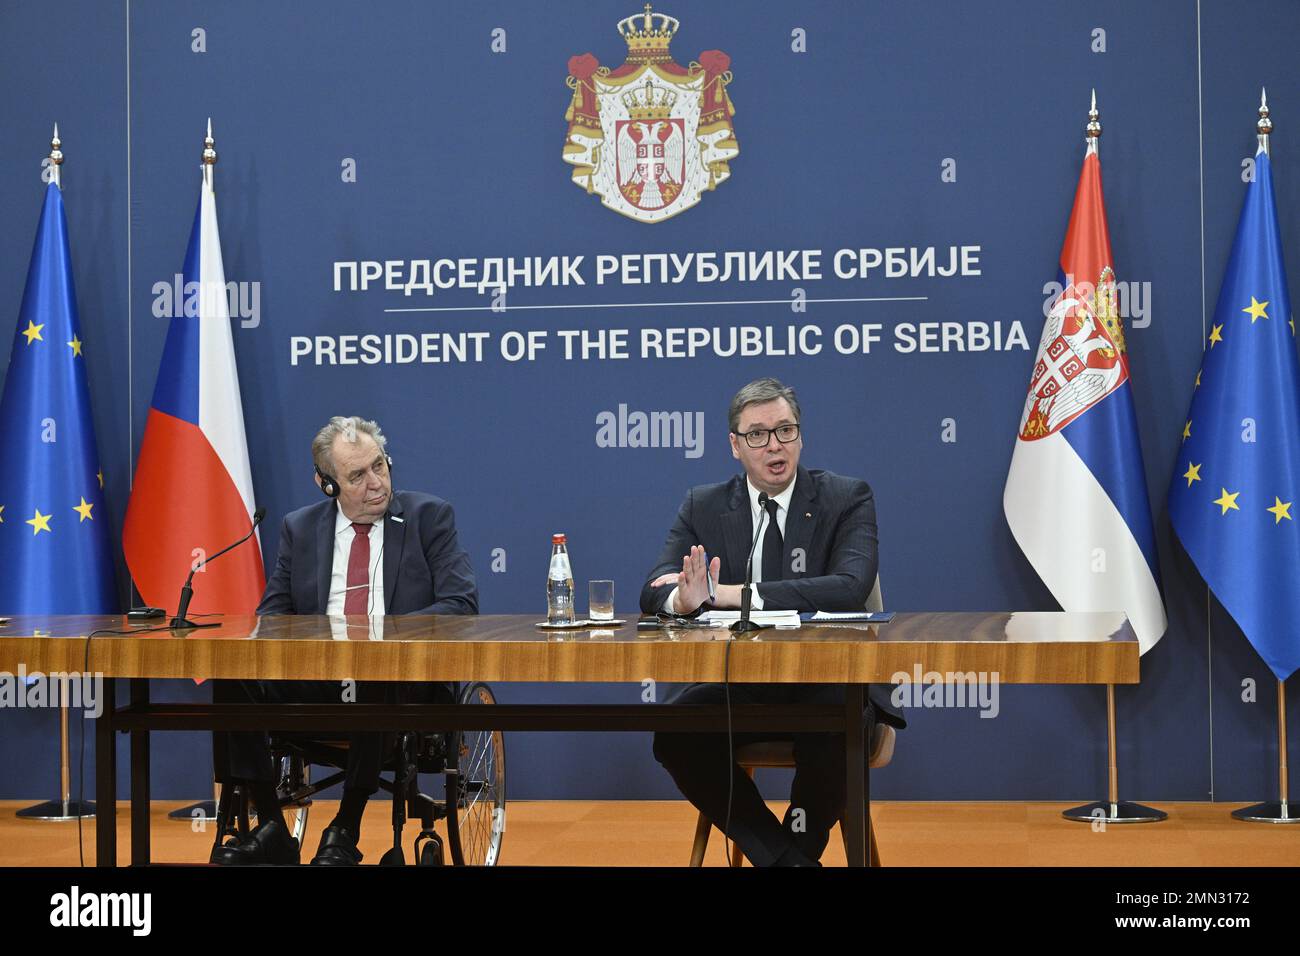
[640, 377, 901, 867]
[211, 415, 477, 866]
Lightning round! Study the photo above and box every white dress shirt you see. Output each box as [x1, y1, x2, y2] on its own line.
[745, 476, 794, 610]
[325, 505, 386, 616]
[665, 474, 796, 614]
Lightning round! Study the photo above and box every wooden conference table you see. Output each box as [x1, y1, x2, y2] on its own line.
[0, 611, 1139, 867]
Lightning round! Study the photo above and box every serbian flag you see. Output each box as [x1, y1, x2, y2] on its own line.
[123, 145, 263, 614]
[1003, 102, 1167, 653]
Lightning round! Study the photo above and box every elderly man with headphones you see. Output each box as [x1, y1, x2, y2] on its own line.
[211, 415, 479, 866]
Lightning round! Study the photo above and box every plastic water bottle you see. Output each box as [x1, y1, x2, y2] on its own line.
[547, 533, 575, 624]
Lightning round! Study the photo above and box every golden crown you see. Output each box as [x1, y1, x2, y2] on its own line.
[618, 4, 677, 61]
[622, 77, 677, 121]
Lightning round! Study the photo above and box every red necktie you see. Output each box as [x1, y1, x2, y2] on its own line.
[344, 522, 372, 614]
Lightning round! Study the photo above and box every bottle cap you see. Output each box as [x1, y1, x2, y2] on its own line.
[552, 533, 567, 544]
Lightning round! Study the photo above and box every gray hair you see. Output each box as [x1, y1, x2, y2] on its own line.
[312, 416, 388, 475]
[727, 378, 802, 432]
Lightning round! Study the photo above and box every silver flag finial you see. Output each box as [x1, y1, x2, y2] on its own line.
[202, 118, 217, 166]
[1257, 88, 1272, 156]
[1085, 89, 1101, 154]
[49, 123, 64, 188]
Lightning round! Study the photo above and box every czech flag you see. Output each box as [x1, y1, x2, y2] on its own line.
[1003, 106, 1167, 652]
[123, 154, 263, 614]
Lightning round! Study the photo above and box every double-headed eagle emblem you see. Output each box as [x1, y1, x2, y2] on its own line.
[1018, 268, 1130, 440]
[563, 5, 738, 223]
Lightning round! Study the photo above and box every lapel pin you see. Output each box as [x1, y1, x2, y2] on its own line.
[390, 516, 404, 523]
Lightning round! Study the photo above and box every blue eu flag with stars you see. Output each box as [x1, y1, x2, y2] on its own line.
[0, 182, 116, 613]
[1169, 147, 1300, 681]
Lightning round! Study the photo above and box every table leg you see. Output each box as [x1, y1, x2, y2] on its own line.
[844, 683, 868, 867]
[130, 679, 150, 866]
[95, 678, 116, 867]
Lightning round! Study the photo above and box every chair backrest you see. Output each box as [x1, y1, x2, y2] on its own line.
[866, 574, 883, 612]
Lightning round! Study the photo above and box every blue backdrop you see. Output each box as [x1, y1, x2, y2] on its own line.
[1, 0, 1298, 804]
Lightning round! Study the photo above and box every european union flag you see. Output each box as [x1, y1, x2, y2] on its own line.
[1168, 145, 1300, 681]
[0, 181, 116, 613]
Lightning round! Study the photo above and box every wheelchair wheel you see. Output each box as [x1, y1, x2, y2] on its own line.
[276, 753, 312, 848]
[445, 682, 505, 866]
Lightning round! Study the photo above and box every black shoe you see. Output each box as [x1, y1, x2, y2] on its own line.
[311, 825, 364, 866]
[210, 819, 300, 866]
[208, 833, 240, 865]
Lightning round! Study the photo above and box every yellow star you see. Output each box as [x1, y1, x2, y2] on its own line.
[1195, 369, 1202, 388]
[0, 504, 4, 524]
[1242, 297, 1269, 323]
[73, 497, 94, 522]
[1291, 316, 1296, 337]
[1208, 324, 1224, 347]
[67, 335, 83, 357]
[22, 321, 44, 345]
[1183, 462, 1202, 487]
[1182, 420, 1192, 442]
[1267, 497, 1293, 524]
[97, 469, 104, 489]
[26, 509, 52, 535]
[1213, 488, 1240, 515]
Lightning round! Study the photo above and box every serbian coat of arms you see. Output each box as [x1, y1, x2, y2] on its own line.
[563, 4, 738, 223]
[1017, 269, 1129, 440]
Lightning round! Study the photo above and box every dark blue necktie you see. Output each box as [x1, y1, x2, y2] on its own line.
[760, 497, 783, 583]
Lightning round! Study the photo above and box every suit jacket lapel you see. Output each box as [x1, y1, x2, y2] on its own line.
[315, 503, 335, 613]
[783, 466, 817, 578]
[719, 475, 753, 583]
[382, 491, 406, 613]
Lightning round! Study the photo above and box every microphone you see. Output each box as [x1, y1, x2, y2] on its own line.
[731, 492, 769, 634]
[171, 507, 266, 629]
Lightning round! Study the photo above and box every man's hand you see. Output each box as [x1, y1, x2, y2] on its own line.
[649, 572, 680, 588]
[672, 545, 721, 615]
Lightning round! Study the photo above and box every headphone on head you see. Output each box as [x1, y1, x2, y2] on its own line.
[316, 454, 394, 499]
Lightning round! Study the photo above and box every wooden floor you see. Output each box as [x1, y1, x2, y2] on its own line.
[1, 800, 1296, 867]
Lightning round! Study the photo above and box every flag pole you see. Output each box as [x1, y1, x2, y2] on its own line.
[1059, 92, 1166, 825]
[167, 119, 225, 823]
[1233, 678, 1294, 822]
[16, 129, 96, 823]
[1229, 93, 1296, 825]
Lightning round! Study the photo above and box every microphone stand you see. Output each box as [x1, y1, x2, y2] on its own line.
[731, 492, 771, 635]
[170, 509, 265, 629]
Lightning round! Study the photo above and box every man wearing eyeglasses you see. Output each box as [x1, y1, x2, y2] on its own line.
[640, 377, 902, 867]
[211, 415, 478, 866]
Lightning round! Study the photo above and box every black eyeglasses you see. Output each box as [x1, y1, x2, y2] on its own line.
[733, 424, 801, 448]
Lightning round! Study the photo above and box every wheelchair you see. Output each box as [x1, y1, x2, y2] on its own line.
[213, 681, 506, 866]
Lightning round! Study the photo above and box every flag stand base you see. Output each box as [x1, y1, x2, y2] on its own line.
[17, 701, 95, 820]
[1231, 801, 1299, 823]
[1232, 680, 1295, 823]
[168, 800, 218, 821]
[168, 781, 222, 821]
[15, 799, 96, 821]
[1061, 800, 1166, 823]
[1061, 684, 1167, 824]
